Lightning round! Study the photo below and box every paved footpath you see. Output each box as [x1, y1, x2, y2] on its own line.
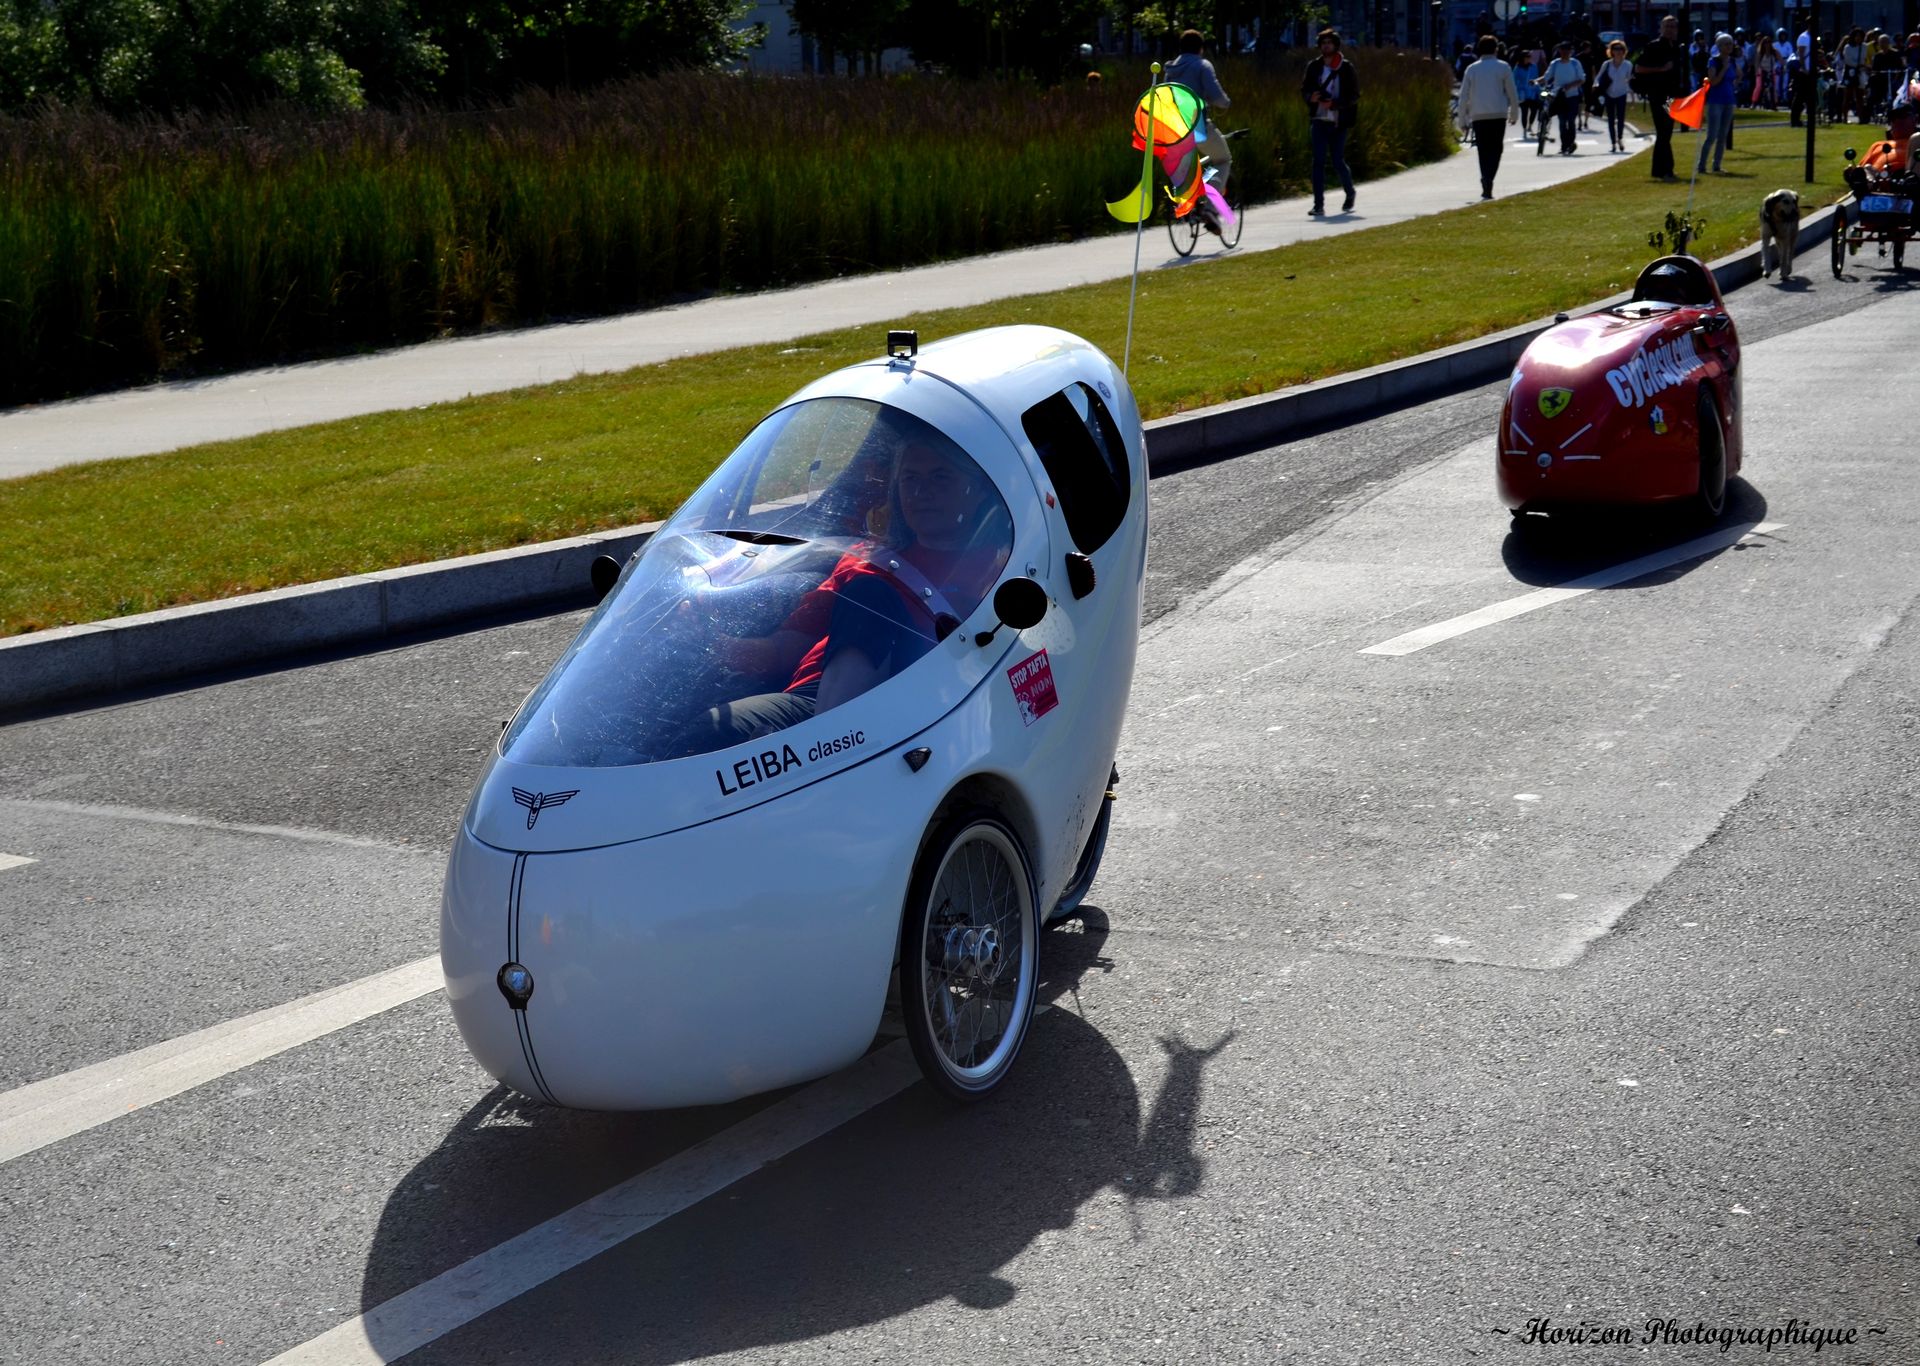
[0, 125, 1640, 480]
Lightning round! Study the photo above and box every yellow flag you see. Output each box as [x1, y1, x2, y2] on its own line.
[1105, 166, 1156, 223]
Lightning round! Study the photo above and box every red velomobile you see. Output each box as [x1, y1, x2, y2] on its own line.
[1499, 256, 1743, 523]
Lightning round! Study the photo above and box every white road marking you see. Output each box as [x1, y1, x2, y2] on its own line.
[1359, 521, 1785, 657]
[265, 1039, 927, 1366]
[0, 853, 36, 872]
[0, 956, 441, 1167]
[0, 797, 435, 855]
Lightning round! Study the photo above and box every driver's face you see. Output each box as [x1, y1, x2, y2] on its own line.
[895, 444, 980, 542]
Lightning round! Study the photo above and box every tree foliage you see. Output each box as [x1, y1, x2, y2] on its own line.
[0, 0, 757, 113]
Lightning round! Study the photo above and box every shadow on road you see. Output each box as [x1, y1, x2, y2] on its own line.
[357, 906, 1235, 1363]
[1499, 479, 1772, 588]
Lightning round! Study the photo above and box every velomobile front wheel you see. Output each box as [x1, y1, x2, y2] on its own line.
[902, 810, 1038, 1101]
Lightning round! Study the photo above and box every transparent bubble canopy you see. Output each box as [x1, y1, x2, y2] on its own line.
[504, 398, 1014, 769]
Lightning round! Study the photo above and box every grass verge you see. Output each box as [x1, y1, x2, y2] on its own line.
[0, 123, 1853, 636]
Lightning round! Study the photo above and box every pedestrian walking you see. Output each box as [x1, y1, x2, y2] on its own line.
[1697, 33, 1739, 173]
[1637, 14, 1685, 181]
[1597, 39, 1634, 150]
[1300, 28, 1359, 217]
[1513, 51, 1542, 135]
[1840, 26, 1868, 121]
[1871, 34, 1904, 119]
[1577, 40, 1599, 128]
[1455, 34, 1520, 198]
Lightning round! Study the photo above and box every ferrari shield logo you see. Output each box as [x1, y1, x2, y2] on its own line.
[1537, 387, 1573, 420]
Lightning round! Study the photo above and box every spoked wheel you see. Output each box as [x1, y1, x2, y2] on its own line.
[1221, 182, 1245, 248]
[901, 810, 1038, 1101]
[1694, 389, 1728, 523]
[1167, 208, 1200, 257]
[1831, 204, 1848, 278]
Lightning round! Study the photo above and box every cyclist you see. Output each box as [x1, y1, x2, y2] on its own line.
[1164, 29, 1233, 235]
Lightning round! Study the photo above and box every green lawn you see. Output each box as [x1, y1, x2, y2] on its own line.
[0, 123, 1855, 636]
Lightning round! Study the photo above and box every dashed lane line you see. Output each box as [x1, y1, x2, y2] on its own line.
[1359, 521, 1786, 657]
[0, 955, 441, 1167]
[264, 1037, 929, 1366]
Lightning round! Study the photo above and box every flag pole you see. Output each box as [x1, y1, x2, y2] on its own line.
[1122, 63, 1163, 378]
[1684, 85, 1701, 235]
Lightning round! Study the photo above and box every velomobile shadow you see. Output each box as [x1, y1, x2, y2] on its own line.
[362, 907, 1235, 1364]
[1499, 480, 1771, 588]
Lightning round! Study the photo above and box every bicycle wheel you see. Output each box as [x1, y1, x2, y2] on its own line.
[1831, 204, 1847, 278]
[1167, 208, 1199, 257]
[1221, 183, 1244, 248]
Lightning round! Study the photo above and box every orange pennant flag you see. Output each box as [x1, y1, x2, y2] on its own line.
[1669, 81, 1708, 130]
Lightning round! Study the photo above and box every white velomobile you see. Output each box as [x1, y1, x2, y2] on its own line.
[441, 325, 1147, 1107]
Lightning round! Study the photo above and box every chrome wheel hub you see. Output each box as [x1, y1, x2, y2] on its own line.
[941, 923, 1003, 985]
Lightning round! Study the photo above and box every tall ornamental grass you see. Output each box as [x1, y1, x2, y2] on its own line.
[0, 54, 1453, 406]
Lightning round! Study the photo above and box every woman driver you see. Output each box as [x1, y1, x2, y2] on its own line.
[686, 433, 1007, 750]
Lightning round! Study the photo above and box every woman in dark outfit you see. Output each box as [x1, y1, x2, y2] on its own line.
[1300, 28, 1360, 217]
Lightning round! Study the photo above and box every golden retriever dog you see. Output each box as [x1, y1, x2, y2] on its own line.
[1760, 189, 1801, 279]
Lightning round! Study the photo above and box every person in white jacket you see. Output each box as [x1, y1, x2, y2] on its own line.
[1455, 35, 1521, 199]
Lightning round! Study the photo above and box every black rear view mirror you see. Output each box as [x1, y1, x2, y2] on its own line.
[974, 577, 1049, 646]
[994, 577, 1049, 629]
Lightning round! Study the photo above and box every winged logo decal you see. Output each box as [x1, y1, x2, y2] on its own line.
[512, 788, 579, 829]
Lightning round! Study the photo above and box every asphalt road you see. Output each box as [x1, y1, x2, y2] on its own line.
[1, 267, 1914, 1365]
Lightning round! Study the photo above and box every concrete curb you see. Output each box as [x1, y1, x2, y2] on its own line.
[0, 523, 657, 712]
[0, 203, 1840, 716]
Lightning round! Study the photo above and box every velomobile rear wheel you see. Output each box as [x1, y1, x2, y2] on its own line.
[1694, 389, 1728, 523]
[902, 809, 1038, 1101]
[1831, 205, 1847, 278]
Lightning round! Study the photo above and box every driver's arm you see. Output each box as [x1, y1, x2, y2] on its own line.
[716, 628, 809, 677]
[1201, 58, 1231, 108]
[812, 566, 927, 711]
[815, 646, 884, 712]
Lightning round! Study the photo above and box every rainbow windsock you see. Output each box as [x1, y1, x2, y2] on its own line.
[1106, 82, 1221, 223]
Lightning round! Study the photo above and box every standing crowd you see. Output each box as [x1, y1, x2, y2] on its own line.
[1452, 16, 1920, 196]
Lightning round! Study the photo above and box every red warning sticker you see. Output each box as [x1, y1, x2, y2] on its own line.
[1007, 648, 1059, 726]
